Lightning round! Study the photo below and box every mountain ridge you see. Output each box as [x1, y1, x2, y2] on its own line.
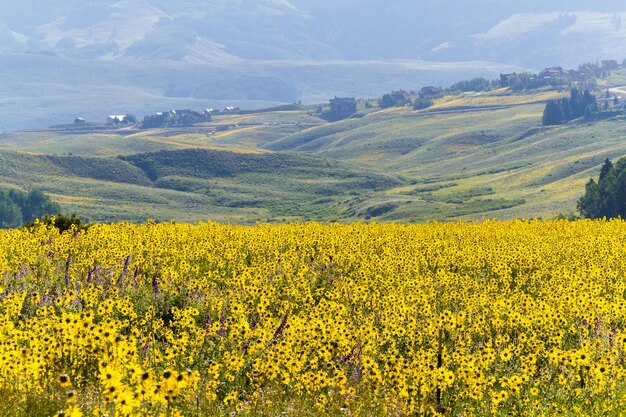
[2, 1, 625, 67]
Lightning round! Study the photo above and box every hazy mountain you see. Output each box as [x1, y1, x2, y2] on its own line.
[1, 0, 625, 130]
[1, 0, 625, 67]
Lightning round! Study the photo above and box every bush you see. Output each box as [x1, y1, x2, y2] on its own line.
[24, 213, 88, 233]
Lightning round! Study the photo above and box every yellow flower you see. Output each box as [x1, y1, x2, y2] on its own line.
[58, 374, 72, 388]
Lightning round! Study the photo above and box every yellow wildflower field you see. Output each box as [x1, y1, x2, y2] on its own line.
[426, 90, 565, 111]
[1, 220, 626, 416]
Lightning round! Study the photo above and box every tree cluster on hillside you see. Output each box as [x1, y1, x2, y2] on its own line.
[378, 89, 439, 110]
[379, 90, 412, 108]
[413, 97, 434, 110]
[542, 88, 597, 126]
[577, 158, 626, 219]
[375, 63, 608, 113]
[449, 77, 496, 93]
[0, 189, 60, 229]
[506, 72, 536, 92]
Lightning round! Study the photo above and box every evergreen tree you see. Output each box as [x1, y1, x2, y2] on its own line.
[379, 93, 395, 108]
[577, 179, 601, 218]
[450, 77, 492, 93]
[570, 88, 586, 118]
[379, 90, 411, 108]
[542, 100, 564, 125]
[599, 166, 618, 217]
[543, 89, 598, 126]
[583, 90, 597, 113]
[560, 97, 572, 121]
[614, 169, 626, 218]
[413, 97, 434, 110]
[508, 72, 533, 91]
[599, 158, 614, 181]
[578, 158, 626, 219]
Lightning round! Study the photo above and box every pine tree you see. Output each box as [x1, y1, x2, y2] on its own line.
[579, 158, 626, 219]
[599, 158, 614, 181]
[542, 100, 565, 125]
[577, 179, 601, 218]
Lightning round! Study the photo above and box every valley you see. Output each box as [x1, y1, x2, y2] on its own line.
[2, 76, 625, 224]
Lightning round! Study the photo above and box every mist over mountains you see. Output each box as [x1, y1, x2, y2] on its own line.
[2, 0, 625, 67]
[1, 0, 625, 130]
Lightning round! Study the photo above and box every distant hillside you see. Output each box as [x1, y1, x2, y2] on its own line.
[3, 90, 626, 223]
[263, 101, 626, 221]
[0, 53, 521, 130]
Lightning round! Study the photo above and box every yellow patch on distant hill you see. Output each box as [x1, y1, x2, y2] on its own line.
[47, 194, 98, 205]
[426, 90, 566, 111]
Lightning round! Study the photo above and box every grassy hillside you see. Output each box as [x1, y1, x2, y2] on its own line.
[425, 89, 565, 111]
[0, 127, 280, 156]
[2, 88, 626, 223]
[0, 148, 403, 224]
[263, 102, 626, 221]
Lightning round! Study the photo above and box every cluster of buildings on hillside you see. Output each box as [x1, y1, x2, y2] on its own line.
[139, 107, 241, 128]
[74, 106, 242, 128]
[500, 67, 574, 89]
[72, 60, 626, 128]
[142, 109, 212, 128]
[501, 61, 624, 89]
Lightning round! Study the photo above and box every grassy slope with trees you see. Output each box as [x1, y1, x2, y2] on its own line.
[0, 148, 404, 224]
[263, 102, 626, 220]
[2, 69, 626, 224]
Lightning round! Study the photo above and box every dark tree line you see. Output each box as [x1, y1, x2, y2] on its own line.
[379, 90, 412, 108]
[577, 158, 626, 219]
[378, 90, 438, 110]
[542, 89, 597, 125]
[0, 189, 60, 229]
[506, 72, 536, 92]
[449, 77, 496, 93]
[413, 97, 434, 110]
[378, 78, 496, 110]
